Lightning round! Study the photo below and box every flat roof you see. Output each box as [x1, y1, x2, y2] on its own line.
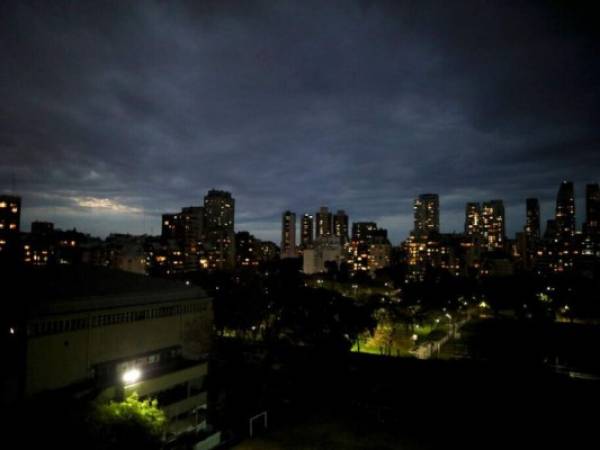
[4, 265, 209, 317]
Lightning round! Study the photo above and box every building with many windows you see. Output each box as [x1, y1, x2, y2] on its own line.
[465, 202, 481, 240]
[6, 266, 219, 446]
[300, 214, 314, 249]
[525, 198, 540, 240]
[203, 190, 235, 270]
[281, 211, 297, 258]
[413, 194, 439, 239]
[236, 231, 260, 267]
[585, 183, 600, 235]
[555, 180, 576, 238]
[481, 200, 505, 251]
[333, 210, 349, 244]
[349, 222, 389, 273]
[315, 207, 332, 238]
[0, 194, 21, 255]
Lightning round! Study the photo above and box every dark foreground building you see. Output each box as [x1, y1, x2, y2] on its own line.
[2, 266, 220, 448]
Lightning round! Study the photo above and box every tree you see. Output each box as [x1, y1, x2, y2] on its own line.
[88, 393, 167, 450]
[268, 287, 376, 352]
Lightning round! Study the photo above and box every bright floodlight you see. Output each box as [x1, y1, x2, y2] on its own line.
[122, 368, 141, 385]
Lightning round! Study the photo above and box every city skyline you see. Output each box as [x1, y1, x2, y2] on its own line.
[1, 1, 599, 243]
[3, 3, 599, 448]
[3, 180, 599, 246]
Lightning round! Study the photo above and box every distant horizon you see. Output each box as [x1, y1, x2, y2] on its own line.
[4, 179, 596, 245]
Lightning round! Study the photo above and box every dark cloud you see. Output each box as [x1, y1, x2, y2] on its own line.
[0, 0, 598, 242]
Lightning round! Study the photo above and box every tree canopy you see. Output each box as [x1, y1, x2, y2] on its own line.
[88, 393, 167, 450]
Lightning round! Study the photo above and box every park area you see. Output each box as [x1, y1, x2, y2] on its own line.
[216, 339, 600, 450]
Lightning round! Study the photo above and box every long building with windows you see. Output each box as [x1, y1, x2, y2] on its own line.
[5, 266, 218, 446]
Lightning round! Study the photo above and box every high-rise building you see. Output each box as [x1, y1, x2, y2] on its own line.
[414, 194, 439, 238]
[203, 190, 235, 269]
[0, 195, 21, 254]
[525, 198, 540, 240]
[555, 181, 576, 237]
[367, 233, 391, 273]
[315, 206, 332, 238]
[481, 200, 505, 250]
[162, 213, 182, 240]
[516, 198, 541, 270]
[281, 211, 296, 258]
[236, 231, 260, 267]
[0, 195, 20, 232]
[585, 183, 600, 233]
[23, 221, 56, 266]
[181, 207, 204, 243]
[333, 210, 349, 244]
[545, 219, 558, 240]
[300, 213, 314, 248]
[181, 207, 204, 271]
[465, 202, 481, 239]
[160, 207, 205, 272]
[351, 222, 377, 242]
[349, 222, 383, 272]
[204, 190, 234, 231]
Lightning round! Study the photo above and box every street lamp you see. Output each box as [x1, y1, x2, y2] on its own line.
[122, 368, 142, 386]
[445, 313, 453, 337]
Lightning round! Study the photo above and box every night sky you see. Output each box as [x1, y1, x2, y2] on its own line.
[1, 0, 599, 244]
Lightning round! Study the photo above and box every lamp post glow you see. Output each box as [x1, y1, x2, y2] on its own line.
[122, 368, 141, 385]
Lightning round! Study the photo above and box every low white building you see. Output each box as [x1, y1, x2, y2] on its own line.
[302, 236, 344, 274]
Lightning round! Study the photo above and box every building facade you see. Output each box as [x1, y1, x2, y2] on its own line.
[333, 210, 349, 244]
[236, 231, 260, 267]
[300, 213, 314, 249]
[315, 207, 332, 238]
[203, 190, 235, 270]
[525, 198, 540, 240]
[413, 194, 439, 239]
[281, 211, 297, 258]
[16, 267, 215, 443]
[585, 183, 600, 235]
[303, 236, 344, 274]
[0, 195, 21, 255]
[465, 202, 481, 240]
[555, 181, 576, 238]
[481, 200, 505, 251]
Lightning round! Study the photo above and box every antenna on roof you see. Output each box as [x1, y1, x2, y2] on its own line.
[11, 172, 16, 193]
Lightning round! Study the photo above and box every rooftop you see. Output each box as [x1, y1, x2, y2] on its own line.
[4, 265, 209, 317]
